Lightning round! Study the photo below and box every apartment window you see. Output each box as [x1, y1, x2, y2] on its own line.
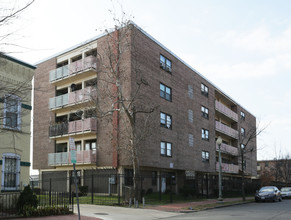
[3, 94, 21, 131]
[202, 151, 209, 162]
[243, 160, 247, 170]
[188, 109, 193, 123]
[160, 83, 172, 101]
[160, 112, 172, 129]
[189, 134, 194, 147]
[160, 141, 172, 157]
[85, 139, 96, 150]
[56, 143, 67, 153]
[188, 85, 193, 99]
[1, 153, 20, 191]
[201, 106, 209, 119]
[241, 127, 245, 137]
[241, 111, 245, 120]
[201, 83, 208, 97]
[160, 54, 172, 72]
[202, 128, 209, 141]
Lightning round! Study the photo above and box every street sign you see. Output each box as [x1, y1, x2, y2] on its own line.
[69, 137, 76, 163]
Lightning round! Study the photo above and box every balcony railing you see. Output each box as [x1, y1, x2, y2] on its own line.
[48, 150, 96, 166]
[215, 100, 238, 121]
[215, 121, 238, 139]
[68, 118, 97, 133]
[49, 56, 97, 82]
[49, 122, 68, 137]
[216, 143, 238, 156]
[49, 118, 96, 137]
[216, 162, 239, 174]
[49, 87, 95, 110]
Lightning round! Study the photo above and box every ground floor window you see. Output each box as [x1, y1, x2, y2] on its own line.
[1, 153, 20, 191]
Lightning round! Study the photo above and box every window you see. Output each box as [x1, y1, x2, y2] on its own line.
[1, 153, 20, 191]
[201, 106, 209, 119]
[160, 83, 172, 101]
[201, 83, 208, 97]
[160, 141, 172, 157]
[241, 127, 245, 137]
[189, 134, 194, 147]
[243, 160, 246, 170]
[188, 85, 193, 99]
[202, 151, 209, 162]
[240, 144, 245, 152]
[160, 112, 172, 129]
[3, 94, 21, 130]
[160, 54, 172, 72]
[85, 139, 96, 150]
[202, 128, 209, 141]
[241, 111, 245, 120]
[188, 109, 193, 123]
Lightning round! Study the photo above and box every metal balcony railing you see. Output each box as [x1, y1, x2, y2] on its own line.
[215, 121, 238, 139]
[216, 143, 238, 156]
[48, 150, 96, 166]
[49, 118, 96, 137]
[216, 162, 239, 174]
[49, 56, 97, 82]
[49, 86, 95, 110]
[215, 100, 238, 121]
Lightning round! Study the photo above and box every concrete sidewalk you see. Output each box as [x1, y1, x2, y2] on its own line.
[11, 197, 253, 220]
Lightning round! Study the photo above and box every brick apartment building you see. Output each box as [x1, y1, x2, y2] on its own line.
[33, 23, 257, 193]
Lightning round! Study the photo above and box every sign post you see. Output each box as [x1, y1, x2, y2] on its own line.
[70, 137, 81, 220]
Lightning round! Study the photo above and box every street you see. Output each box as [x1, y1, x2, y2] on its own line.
[163, 199, 291, 220]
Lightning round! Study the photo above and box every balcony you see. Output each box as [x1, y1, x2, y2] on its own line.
[215, 121, 238, 139]
[49, 87, 95, 110]
[48, 150, 97, 166]
[216, 143, 238, 156]
[215, 100, 238, 121]
[68, 118, 97, 133]
[49, 56, 97, 83]
[49, 118, 96, 137]
[216, 162, 239, 174]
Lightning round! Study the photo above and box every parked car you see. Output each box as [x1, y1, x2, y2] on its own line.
[281, 187, 291, 199]
[255, 186, 282, 202]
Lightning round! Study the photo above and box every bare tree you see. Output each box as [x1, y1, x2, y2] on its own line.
[86, 16, 157, 201]
[0, 0, 35, 54]
[238, 121, 268, 201]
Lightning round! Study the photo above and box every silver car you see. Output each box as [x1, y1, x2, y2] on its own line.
[281, 187, 291, 199]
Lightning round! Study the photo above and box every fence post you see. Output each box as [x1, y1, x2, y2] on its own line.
[118, 174, 121, 205]
[49, 178, 52, 206]
[159, 174, 162, 201]
[91, 174, 94, 204]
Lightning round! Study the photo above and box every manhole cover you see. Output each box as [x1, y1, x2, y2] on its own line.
[95, 213, 109, 215]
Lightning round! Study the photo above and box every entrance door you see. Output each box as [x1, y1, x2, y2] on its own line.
[161, 177, 166, 193]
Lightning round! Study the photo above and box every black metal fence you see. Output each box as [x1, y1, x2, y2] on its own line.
[37, 172, 267, 206]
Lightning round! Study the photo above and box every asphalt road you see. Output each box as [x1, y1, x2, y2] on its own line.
[163, 199, 291, 220]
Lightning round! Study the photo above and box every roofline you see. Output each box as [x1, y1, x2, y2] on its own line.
[35, 21, 255, 116]
[1, 54, 36, 69]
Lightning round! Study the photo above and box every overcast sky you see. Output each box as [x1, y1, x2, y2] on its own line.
[4, 0, 291, 160]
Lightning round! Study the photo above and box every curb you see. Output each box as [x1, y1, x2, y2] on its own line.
[178, 200, 254, 213]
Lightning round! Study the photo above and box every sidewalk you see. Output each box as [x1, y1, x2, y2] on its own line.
[11, 197, 253, 220]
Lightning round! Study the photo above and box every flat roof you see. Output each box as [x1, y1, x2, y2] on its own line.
[1, 53, 36, 69]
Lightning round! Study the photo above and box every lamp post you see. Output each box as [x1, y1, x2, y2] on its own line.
[216, 136, 223, 202]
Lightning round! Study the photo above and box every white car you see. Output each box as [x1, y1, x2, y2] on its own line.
[281, 187, 291, 199]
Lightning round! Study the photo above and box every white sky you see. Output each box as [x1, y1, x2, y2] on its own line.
[3, 0, 291, 161]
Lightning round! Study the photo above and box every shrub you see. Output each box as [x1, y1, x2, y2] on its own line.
[17, 185, 38, 214]
[179, 185, 195, 197]
[78, 185, 88, 196]
[22, 206, 72, 217]
[32, 187, 41, 194]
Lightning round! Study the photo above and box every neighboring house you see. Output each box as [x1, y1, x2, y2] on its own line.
[258, 160, 291, 184]
[0, 54, 35, 191]
[33, 23, 257, 192]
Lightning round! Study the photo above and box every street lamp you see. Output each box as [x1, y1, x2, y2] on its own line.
[216, 136, 223, 202]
